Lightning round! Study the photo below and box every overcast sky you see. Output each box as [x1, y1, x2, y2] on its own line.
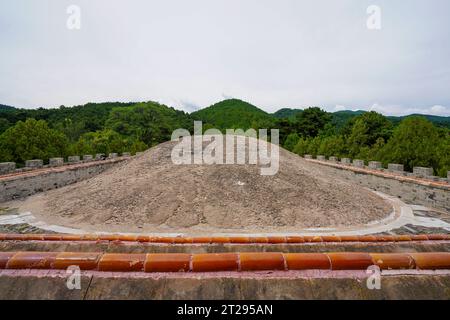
[1, 0, 450, 116]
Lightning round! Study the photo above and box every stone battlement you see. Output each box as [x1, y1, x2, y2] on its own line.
[0, 153, 136, 203]
[302, 155, 449, 211]
[0, 152, 132, 175]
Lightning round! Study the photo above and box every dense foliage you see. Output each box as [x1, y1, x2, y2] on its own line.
[191, 99, 273, 131]
[0, 99, 449, 176]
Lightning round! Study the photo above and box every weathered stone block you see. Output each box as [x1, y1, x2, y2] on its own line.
[329, 156, 338, 162]
[316, 155, 326, 161]
[413, 167, 433, 177]
[304, 154, 312, 159]
[368, 161, 382, 169]
[49, 158, 64, 167]
[353, 160, 364, 168]
[388, 163, 404, 172]
[341, 158, 351, 165]
[122, 152, 131, 157]
[95, 153, 105, 160]
[68, 156, 80, 163]
[25, 159, 43, 169]
[0, 162, 15, 174]
[109, 153, 118, 159]
[83, 155, 93, 161]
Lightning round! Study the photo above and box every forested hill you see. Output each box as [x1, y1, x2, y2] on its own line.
[0, 99, 449, 176]
[273, 108, 450, 129]
[191, 99, 273, 130]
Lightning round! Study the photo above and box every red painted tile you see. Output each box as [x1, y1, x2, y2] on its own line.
[0, 234, 6, 241]
[81, 234, 98, 241]
[303, 236, 323, 242]
[42, 234, 63, 241]
[251, 237, 269, 243]
[409, 253, 450, 270]
[145, 253, 191, 272]
[285, 253, 331, 270]
[192, 237, 212, 244]
[339, 236, 359, 242]
[98, 253, 145, 272]
[267, 237, 287, 244]
[370, 253, 415, 270]
[426, 234, 446, 241]
[60, 235, 84, 241]
[286, 236, 304, 243]
[182, 237, 194, 244]
[0, 252, 16, 269]
[118, 235, 138, 242]
[327, 252, 373, 270]
[192, 253, 238, 272]
[172, 237, 188, 244]
[410, 235, 428, 241]
[136, 235, 150, 242]
[394, 235, 412, 242]
[154, 237, 176, 244]
[97, 234, 120, 241]
[375, 235, 395, 242]
[6, 252, 58, 269]
[229, 237, 249, 244]
[212, 237, 231, 243]
[53, 252, 102, 270]
[357, 235, 378, 242]
[239, 252, 285, 271]
[3, 234, 25, 241]
[321, 236, 341, 242]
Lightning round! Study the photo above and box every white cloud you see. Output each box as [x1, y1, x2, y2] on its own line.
[364, 103, 450, 117]
[334, 105, 346, 112]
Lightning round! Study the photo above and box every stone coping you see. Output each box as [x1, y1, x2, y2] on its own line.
[0, 157, 128, 182]
[1, 251, 449, 272]
[1, 233, 449, 243]
[305, 158, 450, 190]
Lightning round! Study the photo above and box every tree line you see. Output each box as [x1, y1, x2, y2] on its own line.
[280, 108, 449, 177]
[0, 99, 448, 177]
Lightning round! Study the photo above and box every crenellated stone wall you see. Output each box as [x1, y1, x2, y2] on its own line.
[0, 153, 134, 203]
[304, 155, 450, 211]
[0, 152, 133, 175]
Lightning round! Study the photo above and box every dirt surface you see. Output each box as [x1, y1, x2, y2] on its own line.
[16, 137, 391, 233]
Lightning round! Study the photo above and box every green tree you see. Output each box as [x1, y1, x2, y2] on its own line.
[345, 112, 392, 158]
[106, 102, 192, 146]
[0, 118, 11, 134]
[378, 117, 440, 172]
[283, 133, 300, 151]
[317, 135, 346, 157]
[71, 129, 147, 155]
[435, 129, 450, 177]
[294, 107, 331, 138]
[0, 118, 68, 163]
[293, 138, 310, 156]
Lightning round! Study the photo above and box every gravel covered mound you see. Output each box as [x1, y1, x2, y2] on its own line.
[21, 138, 392, 233]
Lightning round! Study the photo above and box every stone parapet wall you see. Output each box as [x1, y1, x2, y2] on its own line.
[305, 156, 450, 211]
[0, 157, 129, 203]
[0, 152, 133, 175]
